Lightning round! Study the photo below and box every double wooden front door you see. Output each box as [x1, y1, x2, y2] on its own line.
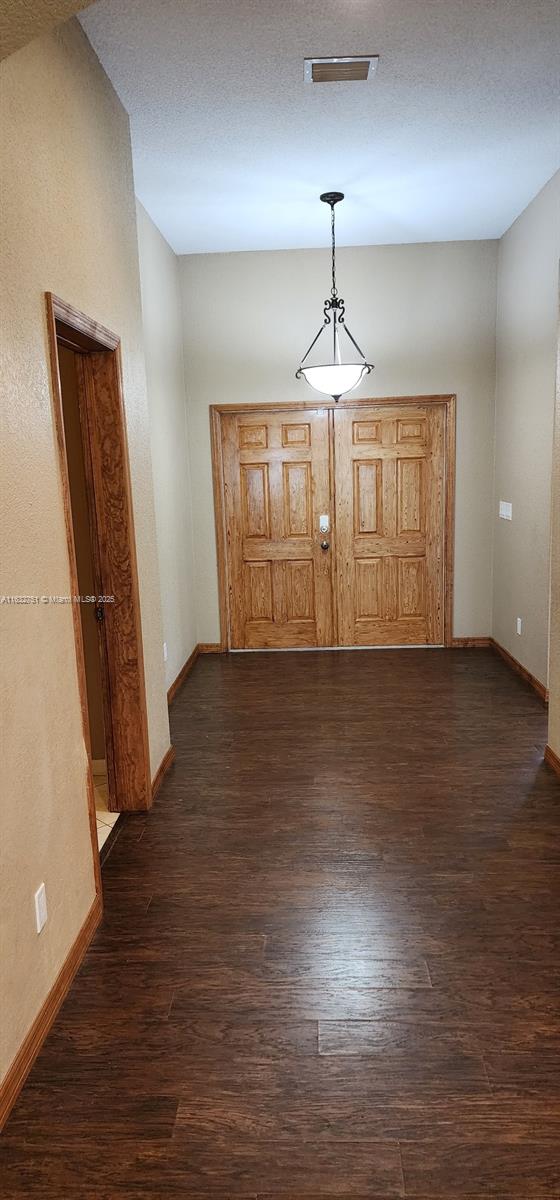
[218, 400, 451, 650]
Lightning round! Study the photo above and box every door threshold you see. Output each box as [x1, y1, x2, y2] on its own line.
[230, 645, 445, 653]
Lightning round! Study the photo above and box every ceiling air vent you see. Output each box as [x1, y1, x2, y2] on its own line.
[304, 56, 379, 84]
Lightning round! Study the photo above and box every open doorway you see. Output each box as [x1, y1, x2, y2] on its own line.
[57, 345, 117, 851]
[46, 293, 153, 870]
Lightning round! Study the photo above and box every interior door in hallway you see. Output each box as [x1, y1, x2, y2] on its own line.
[334, 404, 446, 646]
[221, 409, 334, 648]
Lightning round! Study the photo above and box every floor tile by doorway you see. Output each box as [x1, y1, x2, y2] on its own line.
[93, 761, 118, 850]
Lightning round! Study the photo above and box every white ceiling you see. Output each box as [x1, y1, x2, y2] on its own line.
[80, 0, 560, 254]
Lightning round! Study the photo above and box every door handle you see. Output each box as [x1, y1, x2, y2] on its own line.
[320, 540, 330, 551]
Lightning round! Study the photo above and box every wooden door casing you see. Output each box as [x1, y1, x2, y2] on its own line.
[334, 404, 446, 646]
[212, 397, 454, 650]
[78, 349, 152, 809]
[221, 409, 334, 648]
[46, 293, 153, 814]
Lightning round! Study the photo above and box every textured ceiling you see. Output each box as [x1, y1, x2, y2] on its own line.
[80, 0, 560, 253]
[0, 0, 91, 59]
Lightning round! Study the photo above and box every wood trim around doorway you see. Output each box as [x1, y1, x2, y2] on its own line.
[210, 395, 456, 650]
[46, 294, 153, 818]
[46, 299, 102, 900]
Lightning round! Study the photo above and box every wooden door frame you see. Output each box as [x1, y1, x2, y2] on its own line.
[46, 293, 152, 841]
[210, 395, 456, 650]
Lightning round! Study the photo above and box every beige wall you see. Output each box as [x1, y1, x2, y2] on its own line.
[0, 0, 91, 60]
[493, 173, 560, 687]
[547, 320, 560, 756]
[0, 21, 169, 1082]
[179, 240, 498, 643]
[136, 202, 197, 688]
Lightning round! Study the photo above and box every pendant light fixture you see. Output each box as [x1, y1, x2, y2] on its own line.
[296, 191, 374, 402]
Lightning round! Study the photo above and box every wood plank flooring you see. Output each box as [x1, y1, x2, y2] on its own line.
[2, 648, 560, 1198]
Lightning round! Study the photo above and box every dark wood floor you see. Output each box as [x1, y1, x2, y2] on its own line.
[2, 648, 560, 1198]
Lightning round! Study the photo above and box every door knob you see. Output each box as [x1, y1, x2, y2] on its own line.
[320, 540, 330, 551]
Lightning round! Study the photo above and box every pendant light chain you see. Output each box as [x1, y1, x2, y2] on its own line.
[331, 203, 337, 299]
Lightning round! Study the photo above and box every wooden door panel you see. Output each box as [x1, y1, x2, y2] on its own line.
[240, 463, 270, 538]
[222, 409, 333, 649]
[354, 460, 382, 534]
[282, 421, 311, 447]
[397, 457, 425, 533]
[355, 559, 383, 618]
[286, 559, 315, 621]
[238, 422, 268, 449]
[244, 561, 273, 621]
[351, 616, 428, 644]
[238, 538, 314, 561]
[241, 618, 320, 649]
[335, 404, 445, 647]
[283, 461, 312, 536]
[399, 556, 426, 617]
[354, 535, 426, 557]
[397, 416, 427, 444]
[352, 417, 382, 443]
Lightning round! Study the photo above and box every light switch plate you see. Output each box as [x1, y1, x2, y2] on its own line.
[34, 883, 47, 934]
[499, 500, 512, 520]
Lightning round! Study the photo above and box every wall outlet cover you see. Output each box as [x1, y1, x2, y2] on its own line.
[499, 500, 513, 520]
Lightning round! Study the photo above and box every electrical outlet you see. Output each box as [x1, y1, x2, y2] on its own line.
[163, 641, 168, 662]
[516, 617, 523, 636]
[34, 883, 47, 934]
[499, 500, 513, 520]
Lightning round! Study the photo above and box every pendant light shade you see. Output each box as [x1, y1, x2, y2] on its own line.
[296, 192, 374, 402]
[298, 362, 368, 397]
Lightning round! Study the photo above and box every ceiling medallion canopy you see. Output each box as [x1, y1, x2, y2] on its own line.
[296, 191, 374, 402]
